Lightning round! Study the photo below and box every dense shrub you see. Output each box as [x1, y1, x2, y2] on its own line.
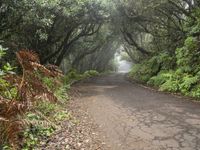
[63, 69, 99, 84]
[159, 71, 180, 92]
[129, 52, 176, 83]
[129, 63, 154, 83]
[129, 35, 200, 99]
[128, 9, 200, 99]
[191, 85, 200, 98]
[176, 37, 199, 73]
[179, 75, 199, 95]
[147, 71, 172, 87]
[83, 70, 99, 78]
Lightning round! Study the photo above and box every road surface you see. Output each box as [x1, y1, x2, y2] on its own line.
[75, 74, 200, 150]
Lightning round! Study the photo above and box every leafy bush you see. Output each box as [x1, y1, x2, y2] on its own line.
[63, 69, 82, 84]
[147, 71, 171, 87]
[63, 69, 99, 84]
[83, 70, 99, 78]
[176, 37, 199, 73]
[157, 53, 175, 70]
[191, 85, 200, 99]
[128, 35, 200, 99]
[148, 71, 199, 95]
[129, 58, 160, 82]
[129, 52, 175, 83]
[129, 64, 152, 82]
[179, 75, 199, 95]
[127, 8, 200, 100]
[159, 71, 180, 92]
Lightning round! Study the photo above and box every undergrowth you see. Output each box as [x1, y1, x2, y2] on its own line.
[129, 36, 200, 100]
[0, 47, 99, 150]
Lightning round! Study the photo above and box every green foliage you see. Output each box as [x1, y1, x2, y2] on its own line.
[129, 52, 175, 83]
[0, 78, 17, 99]
[145, 68, 199, 95]
[156, 53, 175, 70]
[83, 70, 99, 77]
[23, 97, 70, 149]
[22, 123, 54, 150]
[147, 71, 171, 87]
[42, 77, 55, 90]
[42, 76, 70, 102]
[64, 69, 99, 84]
[54, 85, 70, 103]
[0, 46, 17, 99]
[54, 111, 71, 122]
[129, 32, 200, 99]
[36, 101, 59, 116]
[159, 71, 180, 92]
[63, 69, 81, 84]
[188, 8, 200, 35]
[129, 63, 153, 82]
[176, 37, 199, 73]
[1, 0, 110, 67]
[179, 75, 199, 95]
[22, 100, 59, 149]
[0, 45, 7, 59]
[191, 85, 200, 98]
[0, 45, 16, 75]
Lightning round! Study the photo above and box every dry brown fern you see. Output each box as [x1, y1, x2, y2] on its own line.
[0, 50, 63, 149]
[0, 97, 28, 148]
[15, 50, 63, 103]
[46, 64, 64, 77]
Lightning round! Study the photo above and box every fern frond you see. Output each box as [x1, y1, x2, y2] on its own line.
[1, 50, 63, 148]
[16, 50, 40, 64]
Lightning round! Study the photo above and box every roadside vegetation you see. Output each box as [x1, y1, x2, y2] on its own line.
[120, 1, 200, 99]
[0, 48, 99, 150]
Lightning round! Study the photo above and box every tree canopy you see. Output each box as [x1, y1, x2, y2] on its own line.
[1, 0, 200, 74]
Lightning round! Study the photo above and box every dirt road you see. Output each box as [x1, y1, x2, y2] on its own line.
[75, 74, 200, 150]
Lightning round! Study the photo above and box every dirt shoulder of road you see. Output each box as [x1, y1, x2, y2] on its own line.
[38, 87, 108, 150]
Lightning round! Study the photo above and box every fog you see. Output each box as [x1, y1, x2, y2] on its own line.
[115, 53, 132, 73]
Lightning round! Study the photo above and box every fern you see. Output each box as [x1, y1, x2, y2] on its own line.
[0, 50, 63, 149]
[147, 71, 170, 86]
[179, 75, 199, 95]
[159, 71, 180, 92]
[191, 85, 200, 99]
[0, 97, 28, 148]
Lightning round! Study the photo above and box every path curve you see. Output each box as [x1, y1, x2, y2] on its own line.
[75, 74, 200, 150]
